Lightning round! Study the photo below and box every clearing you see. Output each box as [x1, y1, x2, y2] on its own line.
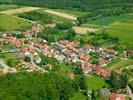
[45, 9, 77, 20]
[0, 14, 32, 31]
[0, 7, 39, 15]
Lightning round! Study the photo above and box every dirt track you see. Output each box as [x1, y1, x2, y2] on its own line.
[72, 26, 98, 34]
[0, 7, 39, 15]
[45, 9, 77, 20]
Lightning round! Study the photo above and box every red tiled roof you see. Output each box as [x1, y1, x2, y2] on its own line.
[80, 54, 90, 61]
[101, 69, 111, 77]
[67, 72, 75, 79]
[82, 62, 91, 72]
[82, 45, 94, 50]
[115, 70, 122, 75]
[110, 93, 126, 100]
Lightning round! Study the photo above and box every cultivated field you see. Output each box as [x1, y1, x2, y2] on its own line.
[45, 9, 77, 20]
[0, 7, 39, 15]
[0, 14, 32, 31]
[72, 26, 99, 34]
[54, 9, 89, 17]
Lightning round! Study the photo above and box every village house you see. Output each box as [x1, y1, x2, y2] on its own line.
[110, 93, 126, 100]
[67, 72, 75, 79]
[92, 65, 111, 78]
[79, 54, 90, 62]
[127, 50, 133, 56]
[81, 61, 92, 75]
[115, 69, 123, 75]
[99, 88, 111, 96]
[98, 59, 108, 67]
[79, 45, 95, 54]
[45, 63, 52, 70]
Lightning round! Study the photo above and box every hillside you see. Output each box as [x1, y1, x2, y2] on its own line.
[0, 0, 132, 11]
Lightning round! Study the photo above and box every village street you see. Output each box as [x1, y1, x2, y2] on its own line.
[30, 54, 48, 73]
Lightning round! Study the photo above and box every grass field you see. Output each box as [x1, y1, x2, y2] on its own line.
[0, 14, 32, 31]
[108, 20, 133, 48]
[0, 5, 19, 11]
[86, 14, 133, 26]
[86, 75, 107, 90]
[92, 14, 133, 48]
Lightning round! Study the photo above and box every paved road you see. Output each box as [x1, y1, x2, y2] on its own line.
[127, 85, 133, 100]
[30, 54, 48, 73]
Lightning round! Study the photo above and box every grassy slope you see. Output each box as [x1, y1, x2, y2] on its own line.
[0, 5, 19, 11]
[0, 14, 32, 31]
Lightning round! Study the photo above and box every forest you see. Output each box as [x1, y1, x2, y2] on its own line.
[0, 72, 87, 100]
[0, 0, 132, 11]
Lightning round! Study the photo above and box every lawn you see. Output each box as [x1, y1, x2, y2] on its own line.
[86, 75, 107, 90]
[86, 14, 133, 26]
[0, 5, 19, 11]
[0, 14, 32, 31]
